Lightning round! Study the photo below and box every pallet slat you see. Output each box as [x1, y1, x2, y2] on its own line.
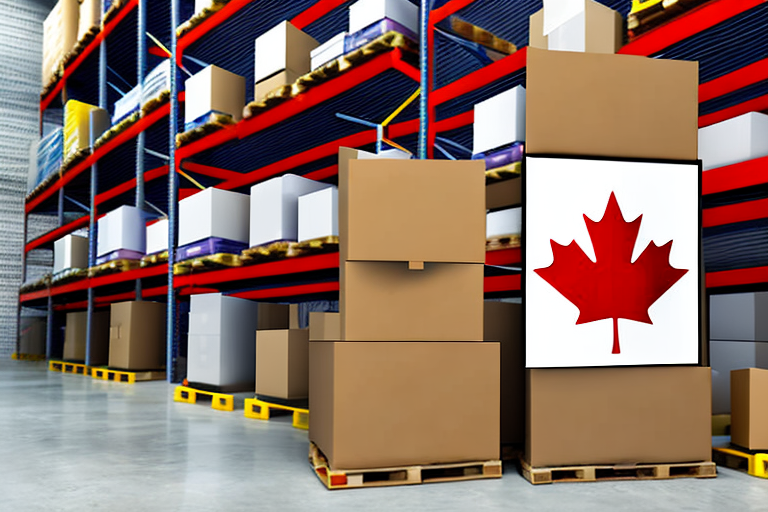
[309, 442, 502, 490]
[174, 385, 235, 411]
[91, 368, 165, 384]
[521, 458, 716, 485]
[49, 360, 90, 376]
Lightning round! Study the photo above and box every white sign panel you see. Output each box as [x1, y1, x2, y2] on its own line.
[525, 156, 700, 368]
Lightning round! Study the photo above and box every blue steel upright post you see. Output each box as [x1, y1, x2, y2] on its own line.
[417, 0, 430, 159]
[135, 0, 147, 301]
[85, 4, 109, 367]
[167, 0, 180, 383]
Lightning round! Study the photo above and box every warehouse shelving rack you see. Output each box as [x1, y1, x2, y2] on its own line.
[19, 0, 768, 382]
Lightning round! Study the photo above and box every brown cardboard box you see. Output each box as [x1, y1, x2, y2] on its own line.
[19, 317, 46, 356]
[309, 341, 500, 469]
[338, 149, 486, 264]
[255, 329, 309, 399]
[289, 304, 300, 329]
[340, 260, 483, 342]
[185, 65, 246, 125]
[108, 301, 166, 370]
[525, 47, 698, 161]
[529, 1, 623, 54]
[486, 178, 522, 211]
[731, 368, 768, 450]
[485, 301, 524, 446]
[526, 366, 712, 467]
[254, 21, 318, 84]
[254, 69, 302, 103]
[309, 312, 340, 341]
[63, 310, 110, 364]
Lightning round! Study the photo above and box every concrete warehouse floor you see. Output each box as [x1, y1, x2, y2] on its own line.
[1, 360, 767, 512]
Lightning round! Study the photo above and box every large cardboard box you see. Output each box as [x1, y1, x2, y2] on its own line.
[309, 341, 500, 469]
[699, 113, 768, 171]
[178, 188, 250, 247]
[19, 317, 46, 356]
[254, 69, 302, 103]
[255, 329, 309, 399]
[339, 149, 485, 264]
[309, 312, 340, 341]
[254, 21, 318, 84]
[473, 86, 526, 156]
[63, 100, 105, 161]
[53, 234, 88, 273]
[187, 294, 289, 388]
[710, 292, 768, 342]
[146, 218, 168, 255]
[711, 340, 768, 414]
[63, 310, 110, 364]
[525, 47, 698, 161]
[310, 32, 347, 71]
[731, 368, 768, 450]
[96, 205, 146, 257]
[529, 1, 623, 54]
[249, 174, 331, 248]
[108, 301, 166, 370]
[42, 0, 78, 86]
[184, 65, 246, 126]
[486, 178, 522, 211]
[526, 366, 712, 467]
[298, 186, 338, 243]
[341, 261, 483, 342]
[485, 301, 524, 446]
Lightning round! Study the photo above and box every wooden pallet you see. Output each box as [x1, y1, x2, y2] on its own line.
[174, 385, 235, 412]
[309, 442, 502, 490]
[521, 458, 716, 485]
[713, 446, 768, 479]
[49, 360, 90, 376]
[244, 398, 308, 429]
[12, 353, 45, 361]
[91, 367, 165, 384]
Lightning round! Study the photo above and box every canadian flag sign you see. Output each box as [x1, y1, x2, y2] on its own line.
[525, 155, 700, 368]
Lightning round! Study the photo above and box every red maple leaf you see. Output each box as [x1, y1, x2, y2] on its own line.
[534, 192, 688, 355]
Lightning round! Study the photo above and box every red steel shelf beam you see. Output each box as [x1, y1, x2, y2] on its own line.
[707, 266, 768, 289]
[703, 198, 768, 228]
[25, 215, 89, 253]
[40, 0, 139, 113]
[702, 155, 768, 195]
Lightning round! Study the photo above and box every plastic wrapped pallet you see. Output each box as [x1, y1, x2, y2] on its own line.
[64, 100, 102, 161]
[42, 0, 78, 86]
[112, 87, 142, 125]
[141, 60, 172, 106]
[35, 128, 64, 188]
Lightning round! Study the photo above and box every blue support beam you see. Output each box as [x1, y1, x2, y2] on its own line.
[167, 0, 180, 383]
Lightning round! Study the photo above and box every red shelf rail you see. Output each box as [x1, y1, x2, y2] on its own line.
[707, 266, 768, 289]
[41, 0, 139, 113]
[702, 155, 768, 196]
[25, 215, 90, 253]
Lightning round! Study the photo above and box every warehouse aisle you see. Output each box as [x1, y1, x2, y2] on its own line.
[1, 360, 767, 512]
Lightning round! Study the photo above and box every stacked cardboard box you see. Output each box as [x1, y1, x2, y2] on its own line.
[178, 188, 250, 259]
[109, 301, 166, 370]
[253, 22, 318, 103]
[309, 149, 500, 471]
[523, 42, 711, 468]
[63, 310, 110, 365]
[731, 368, 768, 450]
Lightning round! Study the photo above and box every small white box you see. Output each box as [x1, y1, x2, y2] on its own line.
[178, 188, 250, 247]
[96, 205, 146, 257]
[710, 292, 768, 342]
[187, 294, 261, 387]
[195, 0, 209, 14]
[78, 0, 101, 41]
[184, 65, 246, 125]
[473, 86, 526, 155]
[298, 187, 338, 242]
[349, 0, 419, 36]
[250, 174, 331, 247]
[698, 112, 768, 171]
[53, 234, 89, 273]
[486, 207, 522, 239]
[146, 218, 168, 255]
[310, 32, 347, 71]
[254, 21, 319, 84]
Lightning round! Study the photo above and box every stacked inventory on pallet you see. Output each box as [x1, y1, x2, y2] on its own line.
[521, 2, 714, 484]
[307, 148, 501, 489]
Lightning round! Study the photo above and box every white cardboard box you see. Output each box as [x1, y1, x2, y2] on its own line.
[195, 0, 209, 14]
[53, 234, 89, 273]
[486, 207, 521, 239]
[710, 292, 768, 342]
[146, 218, 168, 255]
[349, 0, 419, 36]
[699, 112, 768, 171]
[529, 0, 622, 54]
[96, 205, 146, 256]
[78, 0, 101, 41]
[187, 294, 261, 388]
[178, 188, 250, 247]
[254, 21, 318, 84]
[473, 86, 526, 155]
[310, 32, 347, 71]
[298, 187, 338, 242]
[184, 65, 246, 125]
[250, 174, 331, 247]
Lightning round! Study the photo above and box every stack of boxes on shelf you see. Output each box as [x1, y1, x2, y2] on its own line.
[308, 148, 501, 472]
[29, 128, 64, 193]
[42, 0, 78, 86]
[77, 0, 102, 42]
[184, 65, 245, 131]
[63, 100, 108, 164]
[255, 306, 310, 402]
[178, 188, 250, 260]
[114, 60, 173, 126]
[53, 234, 88, 276]
[254, 21, 318, 103]
[522, 3, 712, 472]
[187, 294, 289, 392]
[96, 206, 146, 265]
